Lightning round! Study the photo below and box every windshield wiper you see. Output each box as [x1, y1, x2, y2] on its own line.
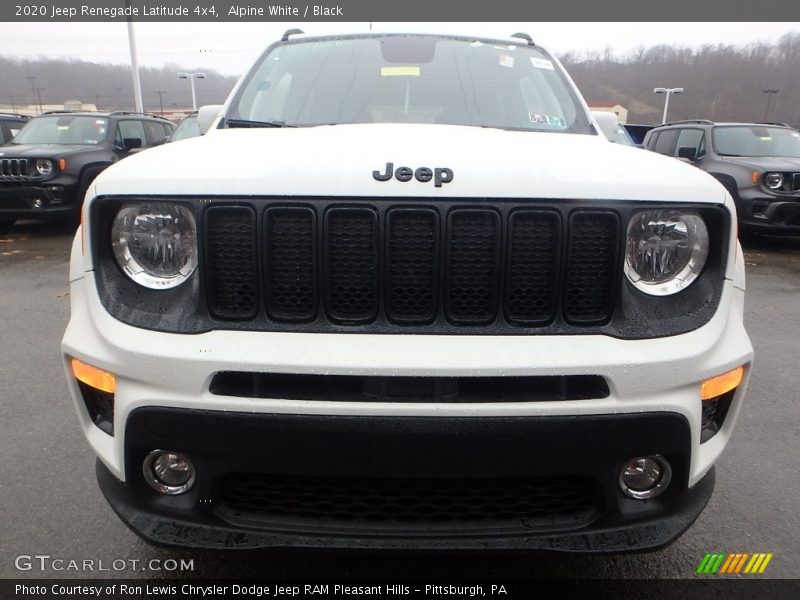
[225, 118, 296, 128]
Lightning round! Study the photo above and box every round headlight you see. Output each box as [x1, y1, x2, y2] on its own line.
[35, 159, 53, 176]
[764, 172, 784, 190]
[111, 203, 197, 289]
[624, 210, 709, 296]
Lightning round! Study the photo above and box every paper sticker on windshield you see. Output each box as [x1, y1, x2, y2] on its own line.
[499, 55, 514, 68]
[381, 66, 420, 77]
[529, 113, 566, 128]
[759, 136, 772, 141]
[530, 57, 555, 70]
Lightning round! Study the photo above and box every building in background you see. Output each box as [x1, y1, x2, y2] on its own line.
[586, 100, 628, 124]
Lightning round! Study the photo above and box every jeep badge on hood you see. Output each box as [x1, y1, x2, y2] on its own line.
[373, 162, 454, 187]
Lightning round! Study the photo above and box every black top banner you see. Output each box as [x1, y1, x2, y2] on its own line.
[2, 0, 800, 22]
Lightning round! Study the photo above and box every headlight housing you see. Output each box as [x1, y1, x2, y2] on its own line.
[624, 210, 709, 296]
[111, 203, 197, 289]
[35, 159, 53, 176]
[764, 172, 784, 190]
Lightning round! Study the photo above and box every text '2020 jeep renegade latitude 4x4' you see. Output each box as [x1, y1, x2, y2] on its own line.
[62, 33, 753, 551]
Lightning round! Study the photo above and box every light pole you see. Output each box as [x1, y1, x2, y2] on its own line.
[26, 76, 38, 115]
[178, 72, 206, 110]
[155, 90, 166, 115]
[654, 87, 684, 124]
[762, 89, 779, 122]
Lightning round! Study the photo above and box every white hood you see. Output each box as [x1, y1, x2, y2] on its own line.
[94, 123, 727, 204]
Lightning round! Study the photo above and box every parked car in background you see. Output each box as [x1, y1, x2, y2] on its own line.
[0, 111, 173, 228]
[591, 111, 636, 146]
[168, 106, 223, 142]
[622, 123, 655, 147]
[644, 120, 800, 234]
[0, 113, 30, 145]
[169, 111, 201, 142]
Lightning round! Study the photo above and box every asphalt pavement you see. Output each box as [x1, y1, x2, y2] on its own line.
[1, 221, 798, 580]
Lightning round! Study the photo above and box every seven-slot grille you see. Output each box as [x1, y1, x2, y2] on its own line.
[0, 158, 29, 179]
[203, 202, 620, 331]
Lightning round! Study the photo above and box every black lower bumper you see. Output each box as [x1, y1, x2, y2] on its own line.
[0, 185, 78, 219]
[738, 196, 800, 233]
[98, 408, 714, 552]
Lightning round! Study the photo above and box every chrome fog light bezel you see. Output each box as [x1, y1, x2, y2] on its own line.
[143, 449, 196, 495]
[618, 454, 672, 500]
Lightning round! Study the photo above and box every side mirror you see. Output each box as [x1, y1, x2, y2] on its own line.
[197, 105, 224, 135]
[123, 137, 143, 151]
[677, 146, 697, 161]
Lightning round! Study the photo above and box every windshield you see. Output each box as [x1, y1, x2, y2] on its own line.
[13, 115, 109, 145]
[713, 126, 800, 158]
[228, 35, 592, 133]
[171, 115, 201, 141]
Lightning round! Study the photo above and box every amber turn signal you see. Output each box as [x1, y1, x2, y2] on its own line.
[701, 366, 744, 401]
[71, 358, 116, 394]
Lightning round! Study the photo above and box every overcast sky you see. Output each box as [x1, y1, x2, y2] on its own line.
[0, 22, 799, 76]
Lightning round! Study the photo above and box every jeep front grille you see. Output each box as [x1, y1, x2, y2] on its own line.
[0, 158, 29, 179]
[203, 200, 620, 331]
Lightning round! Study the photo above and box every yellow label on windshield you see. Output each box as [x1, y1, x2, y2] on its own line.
[760, 136, 772, 141]
[381, 66, 420, 77]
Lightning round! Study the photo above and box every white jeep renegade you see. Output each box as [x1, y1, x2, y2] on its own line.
[62, 32, 753, 551]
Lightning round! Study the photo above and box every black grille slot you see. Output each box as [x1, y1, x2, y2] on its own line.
[210, 372, 610, 402]
[0, 158, 28, 178]
[506, 210, 560, 324]
[324, 208, 379, 323]
[386, 208, 439, 324]
[793, 173, 800, 191]
[445, 209, 501, 324]
[205, 207, 258, 320]
[264, 207, 317, 322]
[217, 473, 600, 530]
[564, 211, 619, 324]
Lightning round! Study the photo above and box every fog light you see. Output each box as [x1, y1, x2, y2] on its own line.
[32, 197, 44, 208]
[143, 450, 196, 495]
[619, 455, 671, 500]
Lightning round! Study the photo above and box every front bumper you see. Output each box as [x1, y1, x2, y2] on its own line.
[62, 227, 752, 550]
[98, 408, 715, 551]
[735, 189, 800, 233]
[0, 179, 79, 218]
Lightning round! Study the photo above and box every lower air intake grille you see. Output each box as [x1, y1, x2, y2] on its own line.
[216, 473, 601, 530]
